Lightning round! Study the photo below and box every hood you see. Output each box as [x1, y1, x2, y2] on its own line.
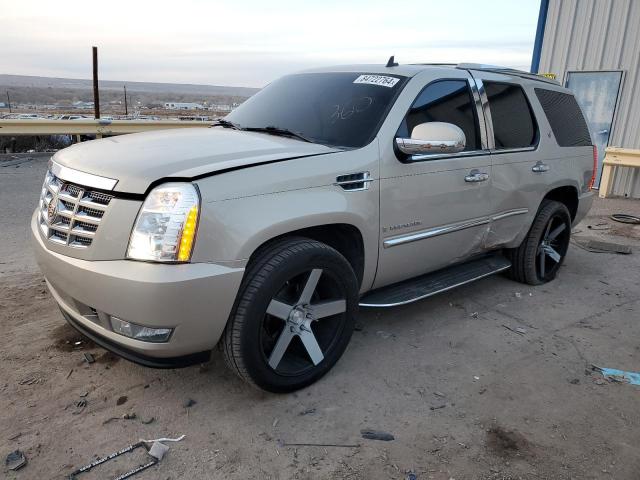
[52, 127, 339, 194]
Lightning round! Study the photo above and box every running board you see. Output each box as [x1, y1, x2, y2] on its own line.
[359, 254, 511, 308]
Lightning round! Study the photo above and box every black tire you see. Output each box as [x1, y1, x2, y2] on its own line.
[221, 237, 359, 393]
[505, 200, 572, 285]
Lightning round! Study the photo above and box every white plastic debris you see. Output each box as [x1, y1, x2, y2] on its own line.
[139, 435, 185, 444]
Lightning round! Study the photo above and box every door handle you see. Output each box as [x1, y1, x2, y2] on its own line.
[464, 170, 489, 183]
[532, 162, 550, 173]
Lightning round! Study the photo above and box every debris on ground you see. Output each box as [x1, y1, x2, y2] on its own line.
[103, 413, 156, 425]
[148, 441, 170, 461]
[18, 375, 42, 385]
[610, 213, 640, 224]
[360, 429, 395, 441]
[72, 399, 87, 415]
[116, 395, 128, 406]
[593, 365, 640, 386]
[6, 449, 27, 471]
[502, 324, 526, 336]
[586, 223, 610, 231]
[68, 435, 185, 479]
[83, 352, 95, 364]
[573, 238, 633, 254]
[277, 440, 360, 448]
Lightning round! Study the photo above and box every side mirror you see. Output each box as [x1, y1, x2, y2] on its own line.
[396, 122, 466, 156]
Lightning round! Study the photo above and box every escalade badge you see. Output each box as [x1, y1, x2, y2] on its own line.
[47, 197, 57, 223]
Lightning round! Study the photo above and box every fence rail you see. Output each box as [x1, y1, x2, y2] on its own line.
[0, 119, 209, 137]
[599, 147, 640, 198]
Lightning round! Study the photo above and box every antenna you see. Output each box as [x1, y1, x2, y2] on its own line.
[386, 55, 398, 67]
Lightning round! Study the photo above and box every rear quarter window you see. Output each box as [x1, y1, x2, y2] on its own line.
[534, 89, 592, 147]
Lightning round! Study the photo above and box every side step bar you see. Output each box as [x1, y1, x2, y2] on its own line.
[359, 254, 511, 308]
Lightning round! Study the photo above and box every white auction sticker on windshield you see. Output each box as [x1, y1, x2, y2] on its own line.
[353, 75, 399, 88]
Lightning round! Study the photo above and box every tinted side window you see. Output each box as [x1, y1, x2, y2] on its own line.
[485, 82, 537, 149]
[398, 80, 481, 152]
[534, 88, 592, 147]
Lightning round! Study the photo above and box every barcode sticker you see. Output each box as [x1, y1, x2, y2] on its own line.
[353, 75, 399, 88]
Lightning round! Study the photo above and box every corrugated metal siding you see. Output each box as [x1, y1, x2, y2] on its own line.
[539, 0, 640, 198]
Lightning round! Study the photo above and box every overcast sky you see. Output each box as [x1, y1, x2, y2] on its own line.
[0, 0, 540, 87]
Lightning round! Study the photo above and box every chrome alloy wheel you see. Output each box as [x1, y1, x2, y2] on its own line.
[536, 214, 570, 281]
[261, 268, 347, 374]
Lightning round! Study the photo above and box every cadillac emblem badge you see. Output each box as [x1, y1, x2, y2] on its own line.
[47, 197, 57, 223]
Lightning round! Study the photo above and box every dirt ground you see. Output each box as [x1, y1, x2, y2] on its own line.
[2, 156, 640, 479]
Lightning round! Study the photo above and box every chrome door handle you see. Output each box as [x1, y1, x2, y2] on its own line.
[464, 170, 489, 183]
[532, 162, 550, 173]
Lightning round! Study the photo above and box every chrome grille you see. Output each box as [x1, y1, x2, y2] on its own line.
[38, 169, 114, 249]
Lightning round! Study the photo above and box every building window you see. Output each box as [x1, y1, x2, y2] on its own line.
[485, 82, 537, 149]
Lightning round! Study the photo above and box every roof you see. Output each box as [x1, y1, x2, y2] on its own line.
[299, 61, 559, 85]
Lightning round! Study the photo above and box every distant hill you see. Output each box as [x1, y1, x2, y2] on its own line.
[0, 74, 260, 97]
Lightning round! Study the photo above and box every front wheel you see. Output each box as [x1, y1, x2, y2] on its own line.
[221, 238, 359, 392]
[505, 200, 572, 285]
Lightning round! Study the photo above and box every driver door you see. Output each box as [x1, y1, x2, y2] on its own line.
[374, 71, 494, 289]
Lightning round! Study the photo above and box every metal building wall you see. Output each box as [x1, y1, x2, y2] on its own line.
[539, 0, 640, 198]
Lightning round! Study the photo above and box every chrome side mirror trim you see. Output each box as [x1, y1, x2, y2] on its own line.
[396, 121, 466, 156]
[396, 137, 465, 155]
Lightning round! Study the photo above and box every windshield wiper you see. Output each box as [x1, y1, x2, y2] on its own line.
[242, 125, 313, 143]
[210, 119, 241, 129]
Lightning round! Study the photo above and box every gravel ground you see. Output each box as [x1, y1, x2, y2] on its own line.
[1, 156, 640, 479]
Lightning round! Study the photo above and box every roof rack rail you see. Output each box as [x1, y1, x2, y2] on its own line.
[456, 63, 559, 85]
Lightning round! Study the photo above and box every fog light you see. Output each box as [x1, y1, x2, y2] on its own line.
[110, 316, 173, 343]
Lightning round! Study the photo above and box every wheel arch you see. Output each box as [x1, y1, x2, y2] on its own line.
[541, 184, 579, 222]
[245, 223, 367, 288]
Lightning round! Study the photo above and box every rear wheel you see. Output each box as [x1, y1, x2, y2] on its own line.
[222, 238, 358, 392]
[506, 200, 572, 285]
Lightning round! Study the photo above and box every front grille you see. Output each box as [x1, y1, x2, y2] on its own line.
[38, 169, 114, 249]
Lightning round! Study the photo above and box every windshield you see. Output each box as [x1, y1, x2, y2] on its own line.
[226, 72, 407, 148]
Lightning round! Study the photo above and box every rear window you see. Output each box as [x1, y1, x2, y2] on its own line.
[534, 89, 592, 147]
[485, 82, 538, 149]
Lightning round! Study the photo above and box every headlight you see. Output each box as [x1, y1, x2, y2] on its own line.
[127, 182, 200, 262]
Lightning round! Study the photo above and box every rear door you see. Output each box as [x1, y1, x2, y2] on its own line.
[374, 69, 493, 289]
[467, 71, 546, 248]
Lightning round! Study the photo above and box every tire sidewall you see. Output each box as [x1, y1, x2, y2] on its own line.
[237, 242, 358, 392]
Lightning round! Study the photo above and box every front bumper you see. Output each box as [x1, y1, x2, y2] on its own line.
[31, 212, 245, 363]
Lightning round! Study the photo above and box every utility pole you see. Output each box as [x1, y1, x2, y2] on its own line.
[6, 91, 11, 113]
[92, 46, 100, 119]
[123, 85, 128, 116]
